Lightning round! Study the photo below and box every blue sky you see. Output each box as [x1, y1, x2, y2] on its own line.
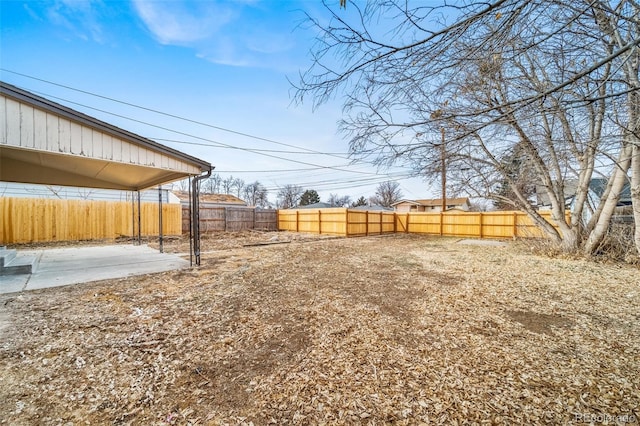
[1, 0, 434, 204]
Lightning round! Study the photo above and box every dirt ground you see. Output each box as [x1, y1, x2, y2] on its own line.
[1, 232, 639, 425]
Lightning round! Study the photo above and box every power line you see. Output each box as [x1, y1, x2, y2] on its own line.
[1, 73, 423, 193]
[261, 171, 415, 192]
[0, 69, 368, 161]
[29, 88, 389, 176]
[153, 137, 350, 156]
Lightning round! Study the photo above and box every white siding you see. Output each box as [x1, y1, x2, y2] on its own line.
[1, 93, 203, 175]
[80, 127, 92, 158]
[120, 139, 129, 162]
[6, 98, 21, 147]
[0, 96, 6, 145]
[58, 118, 71, 153]
[69, 120, 82, 154]
[46, 113, 60, 152]
[129, 143, 139, 164]
[102, 134, 113, 160]
[33, 108, 47, 149]
[20, 103, 35, 149]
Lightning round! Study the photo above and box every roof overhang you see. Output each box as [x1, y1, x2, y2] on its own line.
[0, 82, 212, 191]
[391, 199, 421, 206]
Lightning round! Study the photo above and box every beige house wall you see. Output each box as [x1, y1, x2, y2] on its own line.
[394, 202, 423, 212]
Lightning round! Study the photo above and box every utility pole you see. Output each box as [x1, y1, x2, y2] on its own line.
[441, 127, 446, 213]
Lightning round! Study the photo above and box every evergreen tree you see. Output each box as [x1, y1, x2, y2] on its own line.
[351, 196, 367, 207]
[299, 189, 320, 206]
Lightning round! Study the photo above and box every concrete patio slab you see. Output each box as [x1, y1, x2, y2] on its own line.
[0, 245, 189, 294]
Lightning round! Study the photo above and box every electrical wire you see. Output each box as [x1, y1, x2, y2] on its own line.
[1, 69, 365, 160]
[28, 88, 391, 176]
[0, 73, 431, 194]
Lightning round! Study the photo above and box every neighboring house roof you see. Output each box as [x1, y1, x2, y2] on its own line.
[391, 199, 422, 206]
[350, 205, 393, 211]
[298, 202, 332, 209]
[535, 181, 578, 207]
[391, 197, 470, 207]
[536, 178, 631, 207]
[172, 191, 247, 206]
[588, 177, 631, 204]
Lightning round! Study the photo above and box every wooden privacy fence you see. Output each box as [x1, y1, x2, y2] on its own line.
[394, 210, 566, 238]
[278, 209, 396, 236]
[1, 198, 567, 244]
[1, 197, 181, 244]
[278, 208, 568, 239]
[181, 206, 278, 233]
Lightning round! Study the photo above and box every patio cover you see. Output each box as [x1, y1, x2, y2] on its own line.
[0, 81, 212, 265]
[0, 81, 211, 190]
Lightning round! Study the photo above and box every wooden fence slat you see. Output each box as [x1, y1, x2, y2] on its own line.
[181, 205, 277, 233]
[277, 208, 567, 240]
[1, 197, 181, 244]
[3, 199, 567, 245]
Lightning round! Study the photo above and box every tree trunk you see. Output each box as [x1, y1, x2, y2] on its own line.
[560, 227, 580, 252]
[584, 143, 633, 254]
[632, 146, 640, 255]
[626, 70, 640, 255]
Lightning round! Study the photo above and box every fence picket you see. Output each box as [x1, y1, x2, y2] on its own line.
[277, 208, 566, 240]
[1, 197, 181, 244]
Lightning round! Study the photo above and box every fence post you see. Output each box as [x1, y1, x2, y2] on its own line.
[439, 212, 444, 236]
[379, 212, 383, 235]
[406, 213, 410, 233]
[296, 210, 299, 233]
[479, 212, 483, 239]
[393, 213, 397, 233]
[345, 210, 350, 237]
[366, 211, 369, 236]
[345, 209, 349, 237]
[318, 210, 322, 235]
[513, 211, 518, 238]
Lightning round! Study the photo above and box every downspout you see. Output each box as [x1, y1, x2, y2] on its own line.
[191, 168, 212, 266]
[137, 190, 142, 245]
[158, 185, 163, 253]
[188, 176, 192, 267]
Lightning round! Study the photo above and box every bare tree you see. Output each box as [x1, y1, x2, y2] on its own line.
[243, 181, 269, 208]
[370, 181, 403, 207]
[232, 178, 245, 199]
[296, 0, 639, 255]
[202, 174, 222, 194]
[76, 188, 95, 200]
[276, 184, 304, 209]
[328, 193, 351, 207]
[32, 185, 64, 199]
[173, 178, 190, 192]
[222, 175, 234, 195]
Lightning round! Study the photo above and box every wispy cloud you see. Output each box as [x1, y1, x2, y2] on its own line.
[131, 0, 302, 70]
[44, 0, 106, 43]
[131, 1, 234, 45]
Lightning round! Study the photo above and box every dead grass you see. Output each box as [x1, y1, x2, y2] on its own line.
[1, 232, 639, 425]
